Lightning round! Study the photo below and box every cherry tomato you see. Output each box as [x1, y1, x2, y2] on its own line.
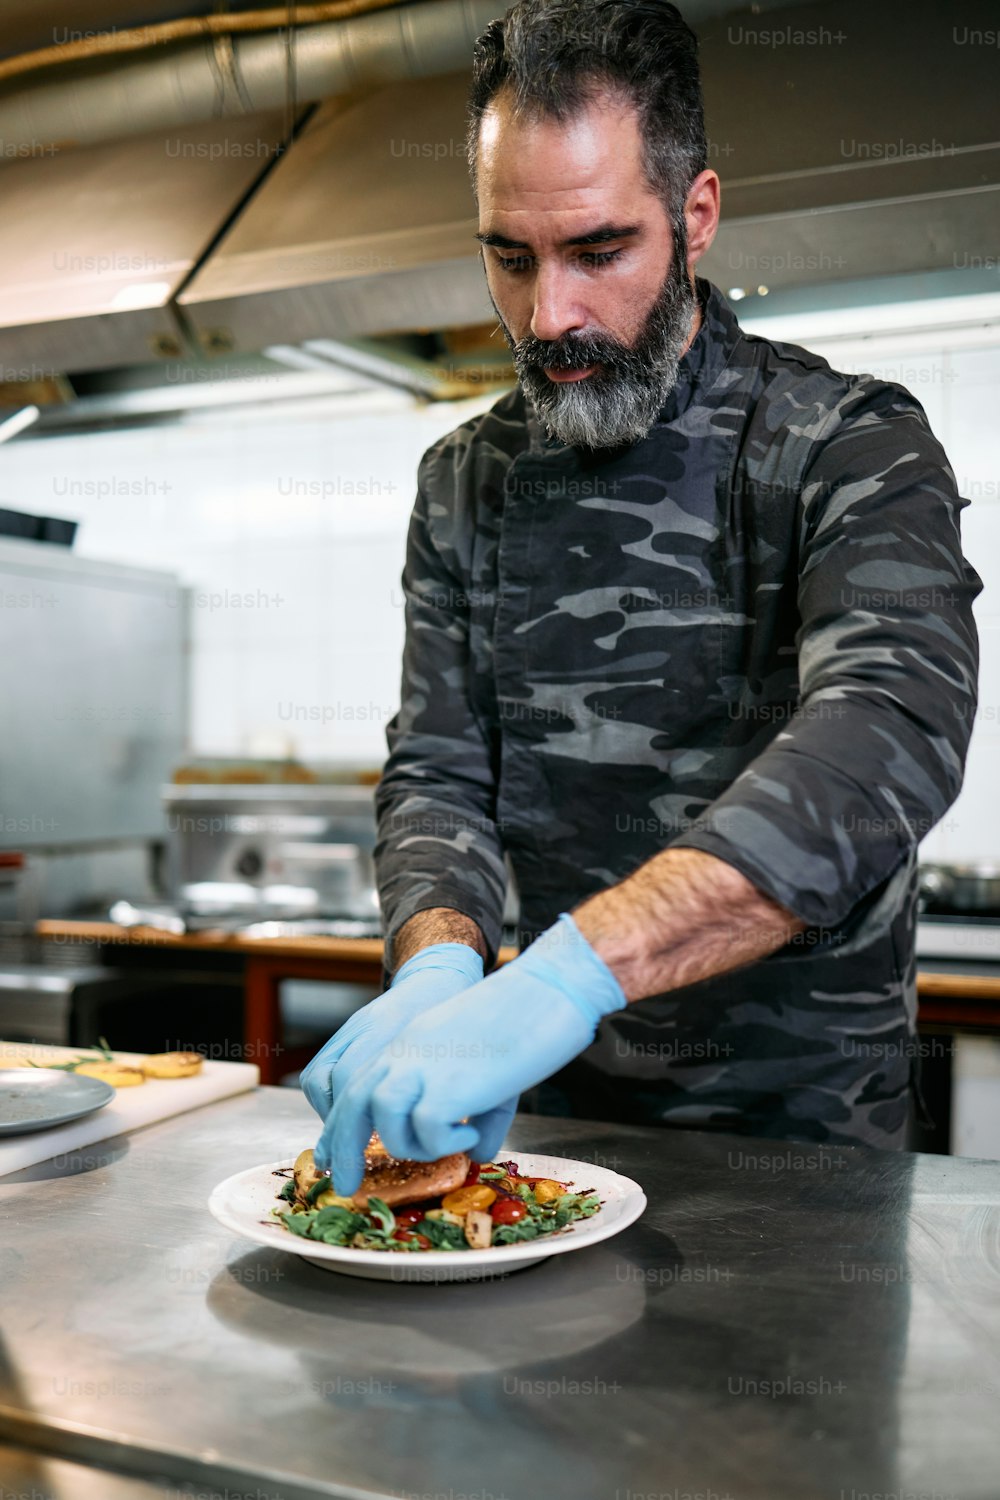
[393, 1207, 425, 1227]
[441, 1185, 497, 1214]
[462, 1162, 482, 1186]
[490, 1197, 528, 1225]
[529, 1179, 565, 1203]
[391, 1228, 431, 1249]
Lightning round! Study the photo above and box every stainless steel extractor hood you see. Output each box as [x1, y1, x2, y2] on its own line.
[1, 0, 998, 385]
[0, 113, 290, 375]
[696, 0, 1000, 298]
[179, 71, 491, 349]
[180, 0, 1000, 353]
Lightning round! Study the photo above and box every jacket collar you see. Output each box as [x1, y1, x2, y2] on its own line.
[657, 276, 743, 424]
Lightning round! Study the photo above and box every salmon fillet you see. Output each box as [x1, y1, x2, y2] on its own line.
[351, 1131, 470, 1209]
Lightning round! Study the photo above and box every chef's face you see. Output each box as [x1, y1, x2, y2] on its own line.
[475, 85, 717, 448]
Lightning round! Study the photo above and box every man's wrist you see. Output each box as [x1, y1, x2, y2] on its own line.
[523, 913, 627, 1023]
[572, 848, 805, 1002]
[392, 907, 489, 973]
[391, 941, 484, 989]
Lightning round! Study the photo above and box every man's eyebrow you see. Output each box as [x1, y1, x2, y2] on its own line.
[475, 223, 642, 250]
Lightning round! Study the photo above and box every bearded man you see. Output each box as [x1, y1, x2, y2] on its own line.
[302, 0, 981, 1189]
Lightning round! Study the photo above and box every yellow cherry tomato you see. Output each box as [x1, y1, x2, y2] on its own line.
[440, 1185, 497, 1215]
[532, 1180, 564, 1204]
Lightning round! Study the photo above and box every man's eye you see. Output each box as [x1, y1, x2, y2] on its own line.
[495, 248, 625, 274]
[579, 249, 624, 269]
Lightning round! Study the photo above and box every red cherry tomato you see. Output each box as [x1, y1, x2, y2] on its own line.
[391, 1228, 431, 1248]
[394, 1200, 438, 1224]
[394, 1207, 425, 1226]
[462, 1162, 482, 1186]
[490, 1197, 528, 1225]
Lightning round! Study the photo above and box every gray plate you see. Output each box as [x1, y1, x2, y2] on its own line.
[0, 1067, 114, 1135]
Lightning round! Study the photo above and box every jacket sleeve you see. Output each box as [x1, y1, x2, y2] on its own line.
[374, 445, 508, 970]
[670, 381, 981, 931]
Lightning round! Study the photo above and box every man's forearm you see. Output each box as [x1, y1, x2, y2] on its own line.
[392, 907, 489, 973]
[573, 848, 805, 1002]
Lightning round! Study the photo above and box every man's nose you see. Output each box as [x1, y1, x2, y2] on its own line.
[530, 265, 586, 344]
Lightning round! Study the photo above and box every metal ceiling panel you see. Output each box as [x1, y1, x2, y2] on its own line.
[179, 0, 1000, 348]
[702, 183, 1000, 297]
[179, 71, 491, 347]
[696, 0, 1000, 292]
[0, 113, 289, 375]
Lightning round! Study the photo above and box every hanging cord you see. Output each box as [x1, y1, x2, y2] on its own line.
[207, 3, 256, 116]
[284, 0, 298, 146]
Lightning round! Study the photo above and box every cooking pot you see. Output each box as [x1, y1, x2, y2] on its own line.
[919, 863, 1000, 915]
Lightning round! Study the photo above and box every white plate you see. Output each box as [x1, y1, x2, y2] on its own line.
[209, 1151, 647, 1282]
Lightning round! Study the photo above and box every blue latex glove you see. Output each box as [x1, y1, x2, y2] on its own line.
[315, 913, 627, 1193]
[299, 942, 484, 1120]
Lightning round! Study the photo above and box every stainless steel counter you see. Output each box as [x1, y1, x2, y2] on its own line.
[1, 1088, 999, 1500]
[0, 1443, 212, 1499]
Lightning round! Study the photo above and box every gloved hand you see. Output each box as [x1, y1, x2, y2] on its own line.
[299, 942, 484, 1121]
[315, 913, 627, 1193]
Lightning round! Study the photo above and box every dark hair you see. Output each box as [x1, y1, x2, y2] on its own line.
[466, 0, 707, 220]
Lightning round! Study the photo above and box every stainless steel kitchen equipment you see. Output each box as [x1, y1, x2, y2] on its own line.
[0, 855, 28, 923]
[917, 863, 1000, 961]
[0, 1092, 998, 1498]
[920, 862, 1000, 917]
[162, 782, 379, 925]
[0, 537, 189, 1046]
[0, 964, 123, 1046]
[0, 536, 187, 912]
[0, 910, 248, 1053]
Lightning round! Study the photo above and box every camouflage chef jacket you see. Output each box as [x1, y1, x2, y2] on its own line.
[374, 277, 981, 1148]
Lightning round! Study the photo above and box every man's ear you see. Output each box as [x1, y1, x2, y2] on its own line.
[684, 169, 721, 271]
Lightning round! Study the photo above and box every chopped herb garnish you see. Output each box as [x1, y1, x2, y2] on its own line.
[305, 1174, 332, 1206]
[365, 1196, 395, 1234]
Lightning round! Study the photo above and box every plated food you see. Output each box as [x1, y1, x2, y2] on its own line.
[210, 1147, 646, 1282]
[272, 1136, 603, 1254]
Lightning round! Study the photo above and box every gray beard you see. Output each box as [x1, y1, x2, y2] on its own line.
[494, 231, 698, 451]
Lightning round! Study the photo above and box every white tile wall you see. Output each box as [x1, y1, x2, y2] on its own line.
[1, 317, 998, 858]
[0, 391, 496, 765]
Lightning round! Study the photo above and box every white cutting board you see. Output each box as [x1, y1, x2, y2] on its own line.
[0, 1042, 259, 1177]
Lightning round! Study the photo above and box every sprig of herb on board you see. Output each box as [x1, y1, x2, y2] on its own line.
[24, 1036, 118, 1072]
